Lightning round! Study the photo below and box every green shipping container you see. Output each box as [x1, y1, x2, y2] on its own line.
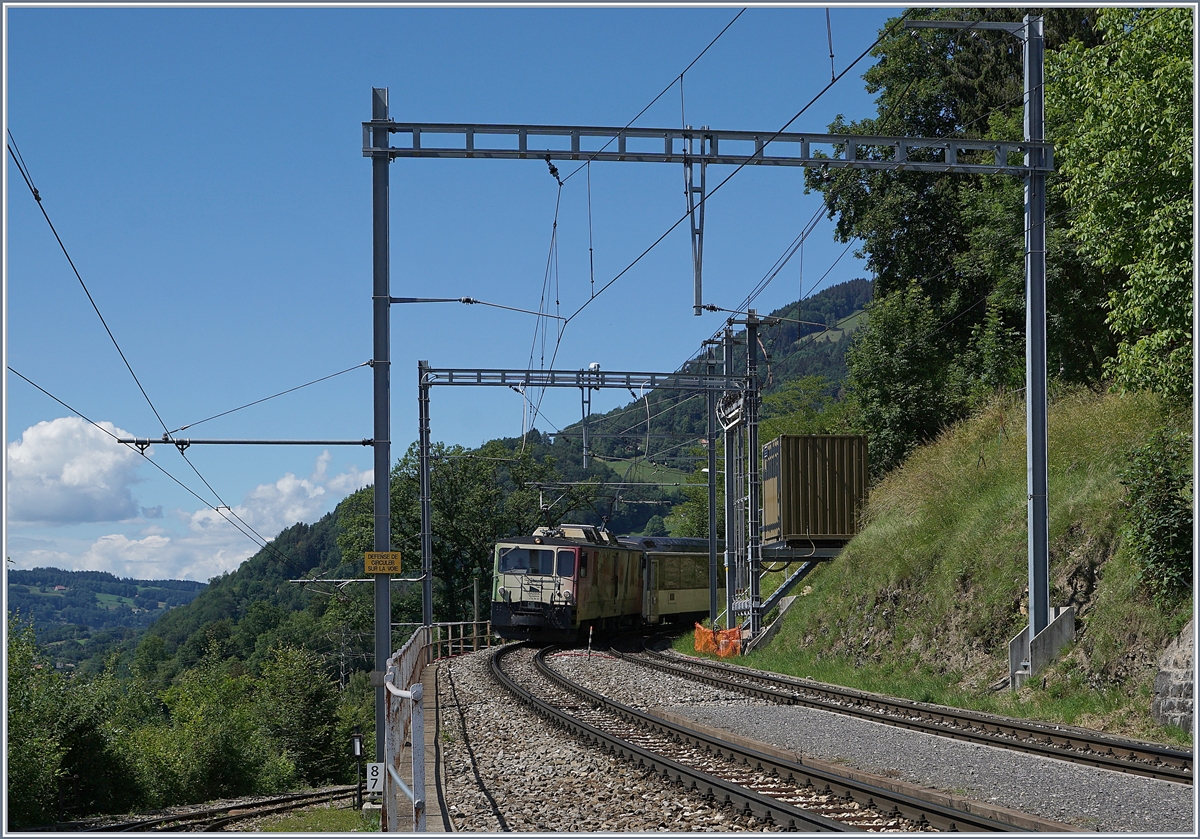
[762, 434, 868, 543]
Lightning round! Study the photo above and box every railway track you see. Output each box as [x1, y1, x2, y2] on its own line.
[492, 642, 1059, 832]
[34, 786, 359, 832]
[615, 640, 1193, 786]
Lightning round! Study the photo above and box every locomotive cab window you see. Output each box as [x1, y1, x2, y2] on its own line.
[557, 549, 576, 578]
[498, 546, 555, 575]
[579, 551, 588, 578]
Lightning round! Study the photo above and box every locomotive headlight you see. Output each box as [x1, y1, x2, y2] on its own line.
[498, 586, 508, 600]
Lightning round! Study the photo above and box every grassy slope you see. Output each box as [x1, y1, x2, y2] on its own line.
[703, 389, 1192, 745]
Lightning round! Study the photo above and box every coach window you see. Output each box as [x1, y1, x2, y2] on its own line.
[557, 549, 576, 578]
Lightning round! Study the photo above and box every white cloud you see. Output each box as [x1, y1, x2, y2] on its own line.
[187, 451, 371, 541]
[79, 533, 174, 577]
[83, 530, 252, 583]
[6, 451, 373, 582]
[5, 536, 76, 572]
[314, 451, 371, 497]
[6, 417, 142, 524]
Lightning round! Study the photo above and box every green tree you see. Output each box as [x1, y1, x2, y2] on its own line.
[53, 665, 142, 817]
[335, 670, 377, 763]
[666, 447, 721, 539]
[319, 588, 374, 689]
[846, 283, 971, 476]
[805, 10, 1113, 477]
[642, 514, 669, 537]
[760, 375, 848, 440]
[1049, 8, 1194, 402]
[6, 613, 65, 828]
[232, 600, 287, 661]
[155, 653, 293, 802]
[256, 645, 341, 784]
[132, 634, 171, 691]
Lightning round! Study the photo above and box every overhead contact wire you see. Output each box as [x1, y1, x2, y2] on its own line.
[527, 183, 564, 437]
[171, 361, 371, 433]
[515, 9, 750, 398]
[7, 367, 303, 569]
[8, 133, 307, 575]
[681, 8, 955, 376]
[564, 9, 915, 329]
[561, 8, 746, 185]
[7, 132, 172, 436]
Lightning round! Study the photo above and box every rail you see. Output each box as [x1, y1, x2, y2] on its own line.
[631, 644, 1194, 784]
[492, 643, 1039, 831]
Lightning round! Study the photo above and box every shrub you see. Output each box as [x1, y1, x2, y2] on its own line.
[6, 613, 65, 828]
[156, 654, 293, 803]
[1120, 427, 1193, 601]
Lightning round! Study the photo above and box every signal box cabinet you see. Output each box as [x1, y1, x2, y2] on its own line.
[762, 434, 868, 544]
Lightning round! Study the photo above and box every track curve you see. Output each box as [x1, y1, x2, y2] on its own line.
[617, 641, 1192, 786]
[491, 642, 1056, 832]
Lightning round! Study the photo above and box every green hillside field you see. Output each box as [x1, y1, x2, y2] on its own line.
[684, 388, 1192, 746]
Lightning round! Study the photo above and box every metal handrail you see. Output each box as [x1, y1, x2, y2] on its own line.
[383, 629, 428, 832]
[381, 620, 493, 831]
[386, 763, 423, 817]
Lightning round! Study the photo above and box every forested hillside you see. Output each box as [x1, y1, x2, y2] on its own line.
[7, 570, 205, 670]
[572, 277, 872, 471]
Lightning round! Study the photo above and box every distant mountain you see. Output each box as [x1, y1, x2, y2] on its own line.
[7, 568, 206, 670]
[554, 278, 873, 470]
[502, 278, 873, 534]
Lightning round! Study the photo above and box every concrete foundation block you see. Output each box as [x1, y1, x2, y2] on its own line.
[1008, 606, 1074, 690]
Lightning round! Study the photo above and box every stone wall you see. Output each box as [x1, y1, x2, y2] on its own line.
[1151, 619, 1194, 734]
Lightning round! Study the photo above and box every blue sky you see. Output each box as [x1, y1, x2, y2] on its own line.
[5, 4, 900, 582]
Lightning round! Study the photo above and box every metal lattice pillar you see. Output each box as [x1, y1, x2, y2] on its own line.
[418, 361, 434, 631]
[745, 311, 762, 636]
[734, 415, 746, 618]
[706, 344, 718, 625]
[370, 87, 392, 765]
[722, 328, 737, 629]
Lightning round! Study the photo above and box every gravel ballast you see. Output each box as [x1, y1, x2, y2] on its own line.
[436, 649, 780, 832]
[547, 650, 1194, 833]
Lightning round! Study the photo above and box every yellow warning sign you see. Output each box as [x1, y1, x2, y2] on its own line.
[364, 552, 402, 574]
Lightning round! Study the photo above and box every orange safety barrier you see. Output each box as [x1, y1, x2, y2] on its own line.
[694, 623, 741, 658]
